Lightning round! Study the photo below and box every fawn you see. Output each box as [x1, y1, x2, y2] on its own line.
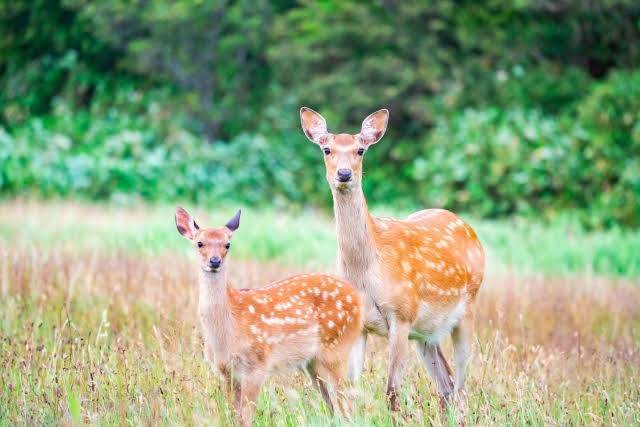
[175, 207, 363, 425]
[300, 107, 485, 414]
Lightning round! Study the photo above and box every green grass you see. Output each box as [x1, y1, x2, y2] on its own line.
[1, 200, 639, 277]
[1, 200, 639, 425]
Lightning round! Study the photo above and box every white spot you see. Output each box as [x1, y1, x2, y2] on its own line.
[327, 320, 335, 329]
[401, 260, 412, 273]
[248, 305, 255, 314]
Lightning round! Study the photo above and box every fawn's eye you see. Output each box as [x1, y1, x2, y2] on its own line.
[323, 147, 331, 155]
[357, 148, 365, 156]
[225, 242, 231, 249]
[197, 242, 204, 248]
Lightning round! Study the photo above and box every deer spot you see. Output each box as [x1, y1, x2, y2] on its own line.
[401, 260, 412, 273]
[436, 240, 448, 248]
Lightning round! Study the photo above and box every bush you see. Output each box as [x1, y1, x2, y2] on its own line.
[575, 70, 640, 228]
[0, 101, 326, 208]
[405, 68, 640, 229]
[2, 70, 640, 229]
[413, 108, 583, 219]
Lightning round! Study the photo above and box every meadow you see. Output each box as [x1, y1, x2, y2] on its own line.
[1, 200, 639, 425]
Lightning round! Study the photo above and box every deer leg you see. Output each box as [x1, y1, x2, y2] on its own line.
[415, 341, 454, 407]
[451, 310, 474, 416]
[307, 359, 335, 414]
[347, 332, 368, 382]
[218, 363, 241, 413]
[386, 318, 411, 411]
[320, 358, 352, 419]
[238, 369, 265, 427]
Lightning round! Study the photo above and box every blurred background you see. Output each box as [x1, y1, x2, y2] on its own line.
[1, 0, 639, 228]
[1, 2, 640, 424]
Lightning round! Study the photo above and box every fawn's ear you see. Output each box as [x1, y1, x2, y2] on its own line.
[300, 107, 329, 145]
[359, 109, 389, 146]
[175, 207, 199, 240]
[225, 209, 241, 232]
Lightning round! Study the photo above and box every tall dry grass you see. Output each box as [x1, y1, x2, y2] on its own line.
[1, 243, 639, 425]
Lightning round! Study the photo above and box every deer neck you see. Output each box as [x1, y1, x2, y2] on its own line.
[198, 268, 235, 356]
[332, 186, 378, 274]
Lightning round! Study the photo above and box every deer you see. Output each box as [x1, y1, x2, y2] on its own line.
[299, 107, 485, 415]
[175, 207, 364, 426]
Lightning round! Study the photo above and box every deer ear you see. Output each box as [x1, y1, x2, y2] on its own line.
[300, 107, 329, 145]
[225, 209, 241, 232]
[175, 207, 199, 240]
[359, 109, 389, 146]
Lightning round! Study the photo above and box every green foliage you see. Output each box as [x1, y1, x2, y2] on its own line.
[1, 1, 640, 227]
[268, 0, 640, 133]
[0, 0, 118, 122]
[413, 108, 581, 218]
[407, 70, 640, 228]
[70, 0, 274, 139]
[575, 70, 640, 228]
[0, 98, 326, 207]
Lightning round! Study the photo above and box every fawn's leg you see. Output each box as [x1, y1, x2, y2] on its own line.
[386, 318, 411, 411]
[319, 359, 351, 418]
[307, 359, 335, 414]
[347, 332, 368, 382]
[218, 363, 241, 412]
[239, 370, 265, 427]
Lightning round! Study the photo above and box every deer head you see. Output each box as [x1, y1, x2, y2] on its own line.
[300, 107, 389, 193]
[175, 207, 241, 273]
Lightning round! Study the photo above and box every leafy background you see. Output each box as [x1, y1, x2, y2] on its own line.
[1, 0, 639, 228]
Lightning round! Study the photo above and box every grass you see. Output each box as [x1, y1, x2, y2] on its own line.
[1, 199, 639, 425]
[1, 199, 639, 277]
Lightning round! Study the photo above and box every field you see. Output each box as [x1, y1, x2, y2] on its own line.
[1, 200, 639, 425]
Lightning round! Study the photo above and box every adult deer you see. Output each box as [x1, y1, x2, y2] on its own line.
[175, 207, 363, 426]
[300, 107, 485, 413]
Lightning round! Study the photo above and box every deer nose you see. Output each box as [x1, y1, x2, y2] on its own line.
[337, 168, 352, 182]
[208, 256, 221, 269]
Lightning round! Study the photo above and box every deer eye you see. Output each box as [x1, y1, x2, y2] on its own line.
[197, 242, 204, 248]
[225, 243, 231, 249]
[322, 147, 331, 155]
[357, 148, 365, 156]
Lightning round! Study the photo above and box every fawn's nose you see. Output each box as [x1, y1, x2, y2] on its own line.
[208, 256, 221, 269]
[337, 168, 352, 182]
